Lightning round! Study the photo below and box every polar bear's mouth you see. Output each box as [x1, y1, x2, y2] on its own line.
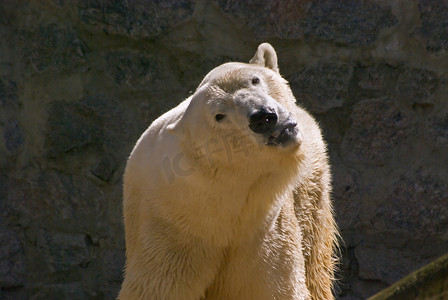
[266, 121, 298, 147]
[247, 107, 299, 148]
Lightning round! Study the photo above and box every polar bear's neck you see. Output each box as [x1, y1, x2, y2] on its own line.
[154, 144, 302, 246]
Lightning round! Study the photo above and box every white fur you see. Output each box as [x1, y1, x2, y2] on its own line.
[119, 43, 337, 300]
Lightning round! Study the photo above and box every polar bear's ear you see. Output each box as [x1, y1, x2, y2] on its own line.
[166, 117, 187, 138]
[249, 43, 279, 73]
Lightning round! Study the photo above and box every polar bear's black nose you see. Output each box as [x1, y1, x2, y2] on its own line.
[249, 108, 278, 134]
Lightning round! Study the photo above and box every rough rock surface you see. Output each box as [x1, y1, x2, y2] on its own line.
[0, 0, 447, 299]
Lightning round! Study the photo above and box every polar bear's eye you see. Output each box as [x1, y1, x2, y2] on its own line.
[215, 114, 225, 122]
[252, 77, 260, 85]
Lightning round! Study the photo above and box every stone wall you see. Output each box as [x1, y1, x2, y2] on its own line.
[369, 253, 448, 300]
[1, 0, 447, 299]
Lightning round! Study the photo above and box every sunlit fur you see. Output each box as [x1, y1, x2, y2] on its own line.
[119, 43, 338, 300]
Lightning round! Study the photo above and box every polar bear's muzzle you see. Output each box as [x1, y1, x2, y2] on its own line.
[248, 107, 299, 147]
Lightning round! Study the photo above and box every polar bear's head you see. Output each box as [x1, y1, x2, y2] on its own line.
[169, 43, 302, 165]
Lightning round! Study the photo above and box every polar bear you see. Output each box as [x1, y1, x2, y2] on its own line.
[119, 43, 338, 300]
